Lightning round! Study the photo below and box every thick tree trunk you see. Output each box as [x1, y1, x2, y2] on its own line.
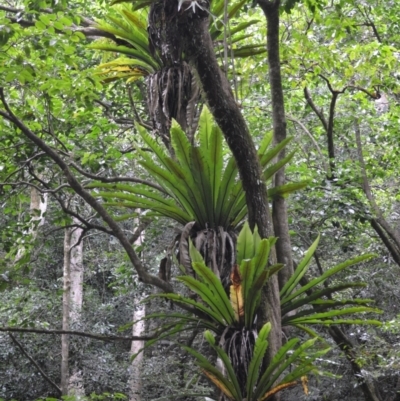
[180, 5, 281, 364]
[258, 0, 294, 291]
[61, 219, 85, 397]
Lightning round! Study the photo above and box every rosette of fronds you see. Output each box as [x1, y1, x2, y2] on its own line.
[88, 108, 305, 281]
[89, 6, 162, 83]
[95, 0, 266, 83]
[280, 236, 382, 336]
[88, 108, 301, 229]
[132, 224, 328, 398]
[186, 326, 327, 401]
[128, 224, 382, 397]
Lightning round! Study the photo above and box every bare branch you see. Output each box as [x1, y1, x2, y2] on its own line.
[129, 217, 151, 245]
[304, 87, 328, 131]
[127, 86, 153, 130]
[8, 333, 62, 396]
[70, 162, 168, 194]
[0, 88, 173, 293]
[2, 326, 155, 342]
[0, 180, 69, 194]
[286, 114, 328, 174]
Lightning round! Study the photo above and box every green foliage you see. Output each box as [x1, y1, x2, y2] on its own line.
[132, 223, 382, 397]
[281, 236, 382, 332]
[90, 6, 161, 82]
[88, 108, 304, 229]
[185, 325, 327, 401]
[94, 0, 265, 83]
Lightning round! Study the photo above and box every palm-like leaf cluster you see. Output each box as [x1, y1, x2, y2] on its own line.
[90, 6, 161, 83]
[91, 0, 265, 83]
[131, 224, 380, 399]
[281, 235, 382, 335]
[88, 108, 302, 230]
[187, 326, 326, 401]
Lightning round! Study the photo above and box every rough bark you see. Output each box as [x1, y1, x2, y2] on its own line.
[179, 3, 281, 363]
[258, 0, 294, 291]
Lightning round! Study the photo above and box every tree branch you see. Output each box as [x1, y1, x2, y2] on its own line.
[69, 162, 167, 194]
[8, 332, 62, 396]
[0, 88, 173, 293]
[304, 87, 328, 131]
[2, 326, 155, 341]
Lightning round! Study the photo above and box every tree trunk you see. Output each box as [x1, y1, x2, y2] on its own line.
[258, 0, 294, 291]
[61, 226, 72, 395]
[130, 304, 145, 401]
[130, 216, 145, 401]
[180, 3, 281, 365]
[61, 218, 85, 397]
[68, 218, 85, 397]
[15, 186, 47, 263]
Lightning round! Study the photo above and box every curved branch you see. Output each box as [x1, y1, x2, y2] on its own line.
[0, 88, 173, 293]
[286, 115, 329, 174]
[304, 87, 328, 131]
[70, 162, 167, 194]
[8, 333, 62, 396]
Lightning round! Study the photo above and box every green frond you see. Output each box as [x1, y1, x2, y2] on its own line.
[246, 322, 271, 400]
[282, 282, 368, 316]
[252, 238, 272, 279]
[256, 337, 318, 398]
[237, 221, 255, 263]
[229, 46, 267, 58]
[267, 181, 309, 199]
[283, 253, 376, 305]
[121, 8, 148, 32]
[285, 306, 382, 325]
[191, 261, 235, 324]
[280, 235, 320, 301]
[170, 120, 192, 172]
[204, 331, 243, 401]
[183, 344, 241, 401]
[259, 136, 293, 168]
[257, 131, 273, 158]
[151, 293, 227, 326]
[178, 274, 234, 325]
[264, 150, 296, 181]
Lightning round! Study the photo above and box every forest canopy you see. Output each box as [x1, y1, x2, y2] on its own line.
[0, 0, 399, 400]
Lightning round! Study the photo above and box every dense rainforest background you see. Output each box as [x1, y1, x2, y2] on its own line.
[0, 0, 400, 400]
